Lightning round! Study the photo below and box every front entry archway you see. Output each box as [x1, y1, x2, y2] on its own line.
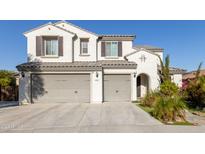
[137, 74, 149, 98]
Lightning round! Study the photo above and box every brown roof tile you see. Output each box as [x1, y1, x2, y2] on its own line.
[16, 60, 137, 72]
[133, 45, 164, 52]
[183, 69, 205, 80]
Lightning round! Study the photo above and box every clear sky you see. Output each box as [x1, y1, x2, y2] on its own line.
[0, 20, 205, 71]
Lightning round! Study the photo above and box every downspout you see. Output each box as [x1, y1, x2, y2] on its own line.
[96, 37, 99, 62]
[72, 35, 77, 62]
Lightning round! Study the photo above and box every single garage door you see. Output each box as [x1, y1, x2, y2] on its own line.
[104, 74, 131, 102]
[31, 74, 90, 103]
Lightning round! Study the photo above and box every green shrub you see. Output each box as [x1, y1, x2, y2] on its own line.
[140, 91, 160, 107]
[152, 96, 186, 123]
[160, 80, 179, 97]
[0, 70, 16, 87]
[184, 76, 205, 108]
[183, 63, 205, 109]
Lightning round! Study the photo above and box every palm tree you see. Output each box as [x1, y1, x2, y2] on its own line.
[195, 62, 203, 80]
[159, 55, 171, 83]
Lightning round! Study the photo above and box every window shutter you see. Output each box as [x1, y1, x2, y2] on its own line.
[36, 36, 43, 56]
[101, 42, 105, 57]
[118, 41, 122, 57]
[58, 36, 63, 56]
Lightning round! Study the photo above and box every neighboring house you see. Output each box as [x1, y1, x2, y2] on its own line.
[183, 69, 205, 80]
[16, 21, 185, 104]
[170, 67, 186, 87]
[182, 69, 205, 88]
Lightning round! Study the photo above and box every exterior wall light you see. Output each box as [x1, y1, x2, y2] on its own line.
[21, 72, 25, 78]
[134, 72, 136, 78]
[96, 72, 99, 78]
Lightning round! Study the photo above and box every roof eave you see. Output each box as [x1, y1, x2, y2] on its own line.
[16, 61, 137, 72]
[23, 22, 53, 36]
[125, 48, 159, 58]
[53, 20, 99, 37]
[23, 22, 76, 37]
[99, 35, 136, 41]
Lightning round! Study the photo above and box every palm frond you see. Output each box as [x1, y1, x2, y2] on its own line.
[195, 62, 203, 79]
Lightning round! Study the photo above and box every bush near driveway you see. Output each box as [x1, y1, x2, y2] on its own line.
[140, 82, 187, 123]
[152, 96, 186, 122]
[140, 91, 160, 107]
[139, 55, 187, 124]
[160, 80, 179, 97]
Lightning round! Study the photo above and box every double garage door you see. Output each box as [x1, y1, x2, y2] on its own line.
[31, 74, 90, 103]
[31, 74, 131, 103]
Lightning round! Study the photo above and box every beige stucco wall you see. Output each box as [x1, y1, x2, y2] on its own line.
[55, 22, 98, 62]
[127, 50, 161, 96]
[26, 22, 135, 62]
[25, 25, 74, 62]
[19, 72, 31, 104]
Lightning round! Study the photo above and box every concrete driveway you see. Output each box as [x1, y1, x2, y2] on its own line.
[0, 102, 205, 133]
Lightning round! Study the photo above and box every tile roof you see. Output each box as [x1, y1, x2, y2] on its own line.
[125, 47, 159, 58]
[16, 61, 137, 72]
[54, 20, 99, 36]
[183, 69, 205, 80]
[24, 21, 136, 39]
[169, 67, 187, 74]
[133, 45, 164, 52]
[23, 22, 76, 36]
[99, 35, 136, 37]
[157, 65, 186, 74]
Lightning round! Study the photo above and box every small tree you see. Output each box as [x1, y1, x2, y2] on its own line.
[0, 70, 16, 101]
[158, 54, 179, 97]
[153, 55, 186, 123]
[184, 62, 205, 109]
[160, 80, 179, 97]
[159, 55, 171, 83]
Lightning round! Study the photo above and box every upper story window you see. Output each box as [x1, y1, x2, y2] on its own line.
[44, 37, 58, 56]
[105, 42, 118, 57]
[80, 38, 89, 55]
[101, 41, 122, 58]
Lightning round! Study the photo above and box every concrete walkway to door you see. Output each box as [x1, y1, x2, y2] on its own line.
[0, 102, 205, 132]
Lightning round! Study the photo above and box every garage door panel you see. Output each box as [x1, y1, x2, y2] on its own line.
[32, 74, 90, 103]
[104, 75, 131, 102]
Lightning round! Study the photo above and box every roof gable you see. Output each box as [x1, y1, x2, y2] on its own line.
[54, 20, 99, 37]
[23, 22, 76, 36]
[125, 48, 159, 58]
[133, 45, 164, 52]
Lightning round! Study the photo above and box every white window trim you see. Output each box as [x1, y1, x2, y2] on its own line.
[80, 39, 89, 55]
[44, 39, 59, 57]
[105, 41, 119, 58]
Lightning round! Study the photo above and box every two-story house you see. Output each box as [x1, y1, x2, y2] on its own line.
[17, 20, 185, 104]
